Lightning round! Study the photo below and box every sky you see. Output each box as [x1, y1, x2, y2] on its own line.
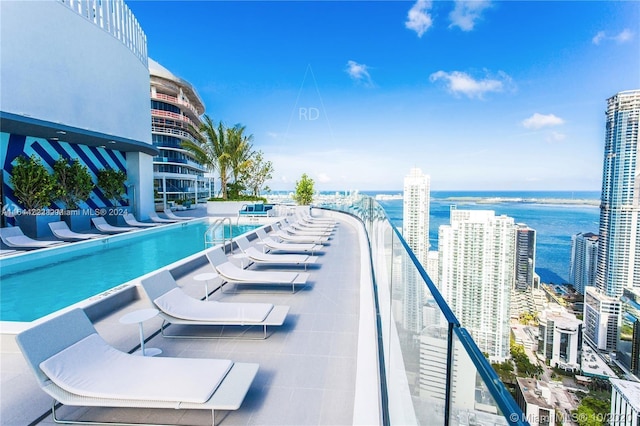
[128, 0, 640, 192]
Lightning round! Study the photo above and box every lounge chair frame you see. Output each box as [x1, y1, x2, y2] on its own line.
[16, 308, 258, 426]
[140, 270, 289, 340]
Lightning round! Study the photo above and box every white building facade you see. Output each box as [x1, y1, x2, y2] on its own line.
[438, 208, 515, 361]
[570, 232, 599, 295]
[537, 307, 582, 371]
[583, 287, 621, 352]
[609, 378, 640, 426]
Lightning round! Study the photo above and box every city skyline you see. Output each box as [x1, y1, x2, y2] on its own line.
[128, 1, 640, 191]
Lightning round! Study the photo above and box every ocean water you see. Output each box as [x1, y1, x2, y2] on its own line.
[371, 190, 601, 284]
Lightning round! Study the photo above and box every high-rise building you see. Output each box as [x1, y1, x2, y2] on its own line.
[583, 287, 621, 352]
[618, 288, 640, 378]
[402, 167, 430, 333]
[596, 90, 640, 298]
[514, 224, 536, 292]
[403, 167, 431, 264]
[570, 232, 599, 295]
[149, 59, 207, 206]
[439, 208, 515, 361]
[609, 378, 640, 426]
[537, 306, 582, 372]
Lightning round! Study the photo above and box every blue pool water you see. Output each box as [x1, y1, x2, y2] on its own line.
[0, 221, 259, 322]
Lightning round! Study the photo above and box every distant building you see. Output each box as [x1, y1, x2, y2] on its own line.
[609, 378, 640, 426]
[618, 288, 640, 378]
[149, 59, 207, 206]
[583, 287, 621, 352]
[596, 90, 640, 298]
[402, 167, 430, 333]
[514, 378, 556, 426]
[439, 208, 515, 361]
[537, 306, 582, 371]
[403, 167, 431, 263]
[514, 224, 536, 291]
[570, 232, 599, 295]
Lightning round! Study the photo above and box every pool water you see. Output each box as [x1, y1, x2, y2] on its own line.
[0, 222, 258, 322]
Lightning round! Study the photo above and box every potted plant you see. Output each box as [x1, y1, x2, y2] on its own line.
[96, 169, 128, 225]
[293, 173, 315, 205]
[52, 157, 95, 231]
[9, 154, 58, 238]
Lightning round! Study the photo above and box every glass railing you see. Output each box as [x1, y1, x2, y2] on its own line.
[317, 194, 528, 426]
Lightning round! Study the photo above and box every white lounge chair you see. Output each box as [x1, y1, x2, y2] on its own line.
[49, 221, 102, 241]
[123, 213, 158, 228]
[287, 217, 335, 232]
[15, 308, 258, 426]
[296, 208, 337, 225]
[0, 226, 65, 249]
[279, 219, 333, 236]
[272, 222, 330, 244]
[140, 269, 289, 339]
[91, 217, 137, 233]
[164, 208, 195, 221]
[256, 228, 322, 255]
[148, 210, 179, 223]
[206, 246, 310, 293]
[235, 235, 318, 271]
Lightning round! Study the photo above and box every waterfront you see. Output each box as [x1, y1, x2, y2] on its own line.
[374, 190, 601, 285]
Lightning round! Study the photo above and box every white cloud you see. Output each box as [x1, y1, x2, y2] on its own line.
[522, 113, 565, 129]
[405, 0, 433, 38]
[346, 60, 374, 87]
[593, 29, 634, 45]
[449, 0, 491, 31]
[614, 29, 633, 43]
[429, 70, 511, 99]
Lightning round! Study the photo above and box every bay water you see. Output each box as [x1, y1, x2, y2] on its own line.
[370, 190, 601, 284]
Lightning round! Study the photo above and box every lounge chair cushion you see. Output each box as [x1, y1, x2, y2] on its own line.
[40, 333, 232, 404]
[154, 288, 273, 322]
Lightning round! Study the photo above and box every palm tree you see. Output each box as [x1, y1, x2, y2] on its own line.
[182, 115, 231, 199]
[226, 124, 254, 197]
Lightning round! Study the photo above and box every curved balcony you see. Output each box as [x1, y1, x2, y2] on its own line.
[151, 109, 198, 130]
[151, 92, 201, 121]
[151, 125, 199, 145]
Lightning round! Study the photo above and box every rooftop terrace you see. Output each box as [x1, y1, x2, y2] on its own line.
[1, 199, 524, 425]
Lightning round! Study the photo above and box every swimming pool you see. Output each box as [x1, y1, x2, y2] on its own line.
[0, 221, 259, 322]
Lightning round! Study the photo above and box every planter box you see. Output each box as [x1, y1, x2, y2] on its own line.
[62, 211, 92, 232]
[206, 201, 247, 216]
[16, 212, 60, 239]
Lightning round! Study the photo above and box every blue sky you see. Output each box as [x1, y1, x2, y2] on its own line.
[128, 0, 640, 191]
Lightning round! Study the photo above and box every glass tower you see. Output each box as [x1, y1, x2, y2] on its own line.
[596, 90, 640, 298]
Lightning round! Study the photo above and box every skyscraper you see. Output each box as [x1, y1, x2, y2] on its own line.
[596, 90, 640, 298]
[401, 167, 430, 333]
[439, 208, 516, 361]
[403, 167, 431, 264]
[514, 224, 536, 292]
[570, 232, 599, 295]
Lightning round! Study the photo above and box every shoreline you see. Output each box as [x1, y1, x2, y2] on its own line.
[443, 197, 600, 207]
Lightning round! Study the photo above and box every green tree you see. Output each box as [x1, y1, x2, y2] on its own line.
[97, 169, 127, 206]
[182, 115, 231, 199]
[52, 157, 94, 210]
[243, 150, 274, 197]
[293, 173, 315, 205]
[10, 155, 55, 210]
[226, 123, 253, 197]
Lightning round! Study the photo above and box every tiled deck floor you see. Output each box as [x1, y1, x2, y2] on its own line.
[1, 212, 361, 425]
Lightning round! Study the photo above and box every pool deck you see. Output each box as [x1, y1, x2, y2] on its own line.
[0, 206, 370, 425]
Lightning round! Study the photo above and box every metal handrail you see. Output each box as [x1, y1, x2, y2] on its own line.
[204, 217, 232, 251]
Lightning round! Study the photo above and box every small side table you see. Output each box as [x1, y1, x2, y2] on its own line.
[119, 308, 162, 357]
[193, 272, 218, 300]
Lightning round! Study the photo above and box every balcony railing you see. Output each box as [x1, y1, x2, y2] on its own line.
[151, 109, 198, 129]
[151, 125, 199, 145]
[318, 194, 527, 426]
[151, 92, 201, 118]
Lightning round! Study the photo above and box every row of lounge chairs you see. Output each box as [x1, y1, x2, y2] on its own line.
[0, 210, 196, 250]
[15, 209, 338, 425]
